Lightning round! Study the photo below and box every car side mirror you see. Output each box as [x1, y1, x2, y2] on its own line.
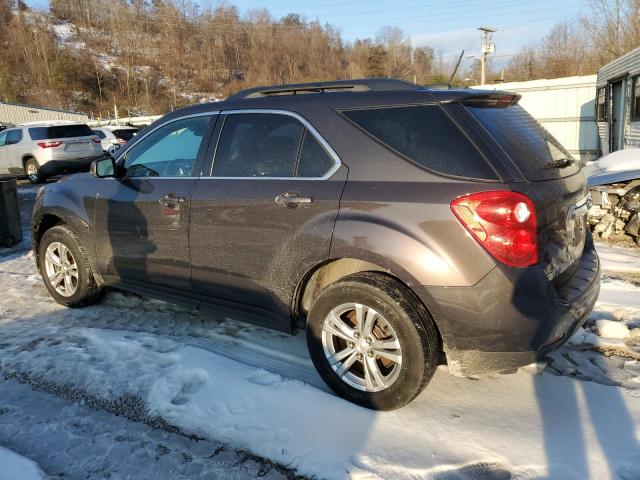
[91, 156, 116, 178]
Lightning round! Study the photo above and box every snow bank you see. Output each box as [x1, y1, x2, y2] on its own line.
[0, 447, 46, 480]
[597, 244, 640, 275]
[591, 148, 640, 174]
[596, 319, 631, 339]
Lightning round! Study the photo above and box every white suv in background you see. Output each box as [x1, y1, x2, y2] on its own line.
[92, 125, 138, 155]
[0, 122, 104, 183]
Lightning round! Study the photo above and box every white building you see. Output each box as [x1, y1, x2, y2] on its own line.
[474, 75, 599, 161]
[0, 102, 88, 126]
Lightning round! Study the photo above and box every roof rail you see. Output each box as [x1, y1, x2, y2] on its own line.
[227, 78, 421, 101]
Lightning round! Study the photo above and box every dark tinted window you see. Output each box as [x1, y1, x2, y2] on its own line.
[297, 132, 334, 177]
[213, 113, 303, 177]
[342, 105, 496, 179]
[5, 129, 22, 144]
[113, 129, 138, 141]
[29, 124, 94, 140]
[93, 129, 106, 139]
[632, 76, 640, 122]
[467, 104, 579, 181]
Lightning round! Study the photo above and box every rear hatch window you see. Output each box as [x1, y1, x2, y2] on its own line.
[465, 104, 580, 181]
[29, 124, 95, 140]
[342, 105, 498, 180]
[112, 129, 137, 141]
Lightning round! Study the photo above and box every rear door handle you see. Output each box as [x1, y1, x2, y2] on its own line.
[275, 192, 313, 208]
[160, 193, 185, 207]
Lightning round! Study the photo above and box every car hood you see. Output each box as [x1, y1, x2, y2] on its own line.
[585, 148, 640, 186]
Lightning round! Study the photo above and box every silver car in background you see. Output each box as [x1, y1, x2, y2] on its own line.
[0, 121, 104, 183]
[92, 126, 138, 155]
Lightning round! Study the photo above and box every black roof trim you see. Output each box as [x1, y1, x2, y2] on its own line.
[227, 78, 421, 100]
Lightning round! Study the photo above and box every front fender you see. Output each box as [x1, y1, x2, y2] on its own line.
[31, 175, 101, 282]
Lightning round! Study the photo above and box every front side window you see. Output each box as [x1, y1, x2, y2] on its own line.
[123, 115, 212, 178]
[5, 129, 23, 145]
[596, 86, 608, 122]
[631, 76, 640, 122]
[0, 131, 7, 147]
[212, 112, 337, 178]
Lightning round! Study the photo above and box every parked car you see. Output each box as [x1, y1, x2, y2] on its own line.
[0, 122, 104, 183]
[92, 126, 138, 155]
[31, 79, 600, 410]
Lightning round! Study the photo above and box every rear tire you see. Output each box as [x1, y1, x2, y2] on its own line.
[306, 272, 439, 410]
[24, 158, 43, 184]
[38, 225, 103, 307]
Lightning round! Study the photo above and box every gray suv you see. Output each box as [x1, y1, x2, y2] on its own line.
[31, 79, 600, 410]
[0, 122, 103, 183]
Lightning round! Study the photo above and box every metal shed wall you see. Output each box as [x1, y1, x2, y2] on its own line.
[0, 102, 88, 125]
[596, 47, 640, 155]
[474, 75, 598, 161]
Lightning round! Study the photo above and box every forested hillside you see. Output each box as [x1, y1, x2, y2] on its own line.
[0, 0, 637, 117]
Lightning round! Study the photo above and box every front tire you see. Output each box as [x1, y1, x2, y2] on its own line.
[38, 225, 103, 307]
[24, 158, 43, 184]
[306, 272, 439, 410]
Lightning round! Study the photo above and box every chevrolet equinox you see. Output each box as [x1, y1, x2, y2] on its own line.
[32, 79, 600, 410]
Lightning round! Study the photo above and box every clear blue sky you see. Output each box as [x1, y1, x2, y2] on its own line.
[25, 0, 593, 66]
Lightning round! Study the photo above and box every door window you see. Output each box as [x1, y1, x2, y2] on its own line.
[5, 129, 23, 145]
[212, 112, 337, 178]
[596, 86, 608, 122]
[123, 115, 212, 178]
[297, 131, 335, 177]
[213, 113, 303, 177]
[0, 131, 6, 147]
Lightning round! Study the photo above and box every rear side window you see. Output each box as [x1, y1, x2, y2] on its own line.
[467, 104, 580, 181]
[93, 129, 106, 139]
[28, 124, 94, 140]
[342, 105, 497, 179]
[113, 129, 138, 141]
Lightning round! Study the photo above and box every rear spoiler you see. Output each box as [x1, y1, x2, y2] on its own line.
[457, 92, 521, 108]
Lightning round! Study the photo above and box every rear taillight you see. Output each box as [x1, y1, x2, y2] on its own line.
[37, 141, 63, 148]
[91, 138, 102, 144]
[450, 190, 538, 267]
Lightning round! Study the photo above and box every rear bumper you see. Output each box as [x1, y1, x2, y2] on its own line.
[421, 235, 600, 376]
[38, 157, 101, 177]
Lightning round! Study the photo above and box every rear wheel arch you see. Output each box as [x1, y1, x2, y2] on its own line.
[293, 258, 446, 352]
[22, 154, 37, 167]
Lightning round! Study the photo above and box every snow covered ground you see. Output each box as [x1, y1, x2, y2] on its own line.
[1, 188, 640, 479]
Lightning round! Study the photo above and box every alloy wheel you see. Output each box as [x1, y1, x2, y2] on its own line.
[44, 241, 79, 297]
[321, 302, 402, 392]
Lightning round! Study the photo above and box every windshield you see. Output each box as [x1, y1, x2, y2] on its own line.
[466, 104, 580, 181]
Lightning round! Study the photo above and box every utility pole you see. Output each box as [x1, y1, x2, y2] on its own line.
[478, 27, 496, 85]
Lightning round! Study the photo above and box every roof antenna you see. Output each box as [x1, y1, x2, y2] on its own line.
[448, 50, 465, 87]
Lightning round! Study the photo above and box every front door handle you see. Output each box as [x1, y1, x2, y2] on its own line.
[275, 192, 313, 208]
[160, 193, 186, 208]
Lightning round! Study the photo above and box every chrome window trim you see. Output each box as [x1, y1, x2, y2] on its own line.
[114, 111, 220, 169]
[203, 108, 342, 181]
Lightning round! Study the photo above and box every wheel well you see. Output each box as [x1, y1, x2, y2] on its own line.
[22, 155, 36, 168]
[33, 214, 65, 257]
[294, 258, 445, 356]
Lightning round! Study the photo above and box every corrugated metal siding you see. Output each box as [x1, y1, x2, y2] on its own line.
[598, 122, 610, 155]
[596, 47, 640, 87]
[0, 102, 88, 125]
[596, 48, 640, 153]
[474, 75, 598, 161]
